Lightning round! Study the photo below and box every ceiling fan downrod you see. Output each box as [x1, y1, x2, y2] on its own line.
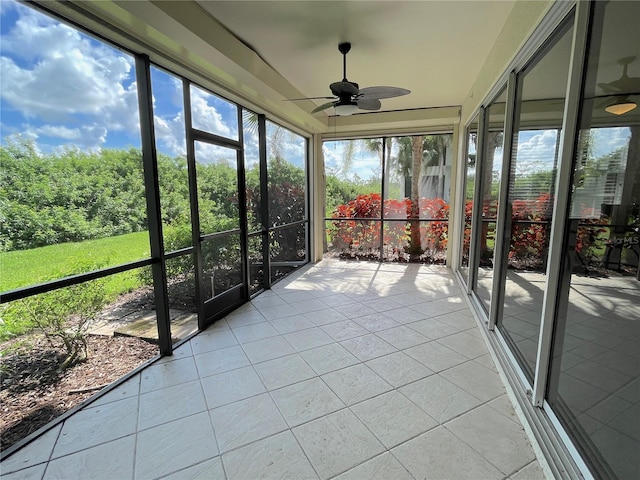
[339, 42, 351, 81]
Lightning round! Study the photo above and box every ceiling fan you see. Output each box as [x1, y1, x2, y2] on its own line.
[597, 56, 639, 115]
[598, 56, 640, 94]
[287, 42, 411, 116]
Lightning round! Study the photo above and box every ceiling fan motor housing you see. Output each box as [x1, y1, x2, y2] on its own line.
[330, 81, 359, 97]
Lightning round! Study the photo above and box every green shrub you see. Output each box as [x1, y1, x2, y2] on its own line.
[1, 277, 107, 370]
[1, 259, 109, 370]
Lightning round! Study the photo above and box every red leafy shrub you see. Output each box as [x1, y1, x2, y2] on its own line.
[461, 200, 474, 265]
[383, 198, 411, 252]
[419, 198, 449, 255]
[329, 193, 383, 252]
[575, 207, 610, 267]
[329, 192, 607, 269]
[508, 194, 553, 268]
[328, 193, 449, 262]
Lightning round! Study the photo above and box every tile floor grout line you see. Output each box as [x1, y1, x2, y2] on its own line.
[194, 350, 224, 463]
[3, 261, 549, 479]
[130, 372, 143, 480]
[160, 455, 225, 480]
[441, 418, 529, 479]
[346, 394, 440, 450]
[262, 379, 323, 479]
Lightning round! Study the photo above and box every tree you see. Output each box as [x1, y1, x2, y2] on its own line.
[407, 136, 425, 257]
[479, 131, 503, 261]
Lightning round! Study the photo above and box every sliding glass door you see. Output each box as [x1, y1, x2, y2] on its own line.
[458, 3, 638, 477]
[460, 115, 479, 286]
[546, 2, 640, 478]
[475, 88, 506, 313]
[496, 16, 574, 381]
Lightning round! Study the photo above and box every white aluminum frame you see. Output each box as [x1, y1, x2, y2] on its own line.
[532, 0, 592, 408]
[489, 74, 518, 332]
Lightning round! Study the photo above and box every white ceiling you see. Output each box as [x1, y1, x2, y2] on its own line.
[196, 1, 517, 116]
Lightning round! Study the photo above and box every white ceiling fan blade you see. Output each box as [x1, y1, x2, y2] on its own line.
[359, 86, 411, 100]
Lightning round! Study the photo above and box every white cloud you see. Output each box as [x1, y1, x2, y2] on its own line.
[323, 142, 346, 176]
[190, 86, 233, 138]
[323, 141, 381, 181]
[30, 124, 81, 140]
[243, 130, 260, 169]
[154, 112, 186, 157]
[515, 129, 558, 174]
[0, 3, 139, 149]
[194, 140, 236, 165]
[281, 139, 306, 169]
[22, 123, 108, 151]
[591, 127, 630, 159]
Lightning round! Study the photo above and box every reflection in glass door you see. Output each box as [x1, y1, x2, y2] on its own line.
[460, 115, 479, 286]
[194, 141, 246, 321]
[546, 1, 640, 478]
[475, 88, 506, 312]
[496, 16, 574, 381]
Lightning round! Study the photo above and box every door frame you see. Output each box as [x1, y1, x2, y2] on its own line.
[183, 82, 249, 329]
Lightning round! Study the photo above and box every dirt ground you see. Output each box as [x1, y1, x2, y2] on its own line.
[0, 276, 199, 453]
[0, 334, 158, 452]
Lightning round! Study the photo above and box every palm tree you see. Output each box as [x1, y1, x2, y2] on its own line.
[479, 131, 503, 263]
[390, 134, 451, 259]
[387, 134, 428, 258]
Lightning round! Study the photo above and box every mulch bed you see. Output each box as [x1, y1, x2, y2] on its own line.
[0, 334, 158, 452]
[0, 276, 199, 454]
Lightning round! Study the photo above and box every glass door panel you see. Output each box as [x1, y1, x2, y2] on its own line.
[460, 115, 479, 285]
[190, 84, 239, 140]
[497, 16, 574, 380]
[195, 140, 244, 319]
[242, 109, 266, 296]
[247, 234, 265, 295]
[243, 110, 262, 234]
[201, 232, 243, 301]
[475, 89, 506, 312]
[547, 2, 640, 478]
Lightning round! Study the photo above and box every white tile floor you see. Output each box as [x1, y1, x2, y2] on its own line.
[1, 260, 547, 480]
[476, 267, 640, 478]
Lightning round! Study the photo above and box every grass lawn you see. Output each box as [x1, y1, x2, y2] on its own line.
[0, 231, 151, 294]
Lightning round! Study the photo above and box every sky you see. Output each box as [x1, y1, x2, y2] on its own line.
[0, 0, 630, 173]
[323, 140, 381, 182]
[0, 1, 141, 152]
[0, 0, 305, 167]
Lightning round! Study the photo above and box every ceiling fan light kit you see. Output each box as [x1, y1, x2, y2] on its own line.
[604, 99, 637, 115]
[287, 42, 411, 116]
[334, 102, 359, 116]
[598, 56, 639, 115]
